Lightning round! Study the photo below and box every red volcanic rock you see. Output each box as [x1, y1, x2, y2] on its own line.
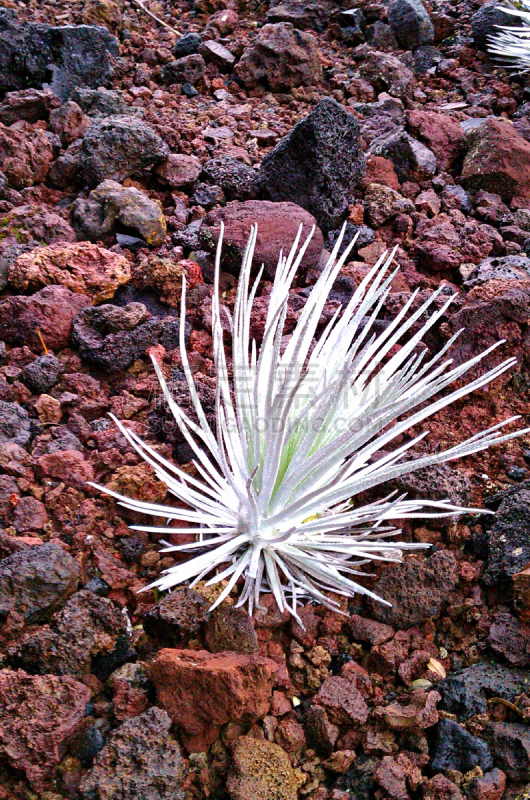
[37, 449, 95, 490]
[0, 669, 90, 790]
[234, 22, 322, 91]
[314, 675, 369, 726]
[9, 241, 131, 303]
[12, 496, 48, 532]
[0, 122, 54, 189]
[200, 200, 324, 279]
[444, 280, 530, 379]
[487, 612, 530, 667]
[468, 769, 506, 800]
[407, 109, 466, 171]
[349, 614, 395, 646]
[0, 285, 90, 351]
[363, 155, 400, 191]
[462, 117, 530, 201]
[150, 648, 279, 751]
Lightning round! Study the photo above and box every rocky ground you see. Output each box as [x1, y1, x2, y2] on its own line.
[1, 0, 530, 797]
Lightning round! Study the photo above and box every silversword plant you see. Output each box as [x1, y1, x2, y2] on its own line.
[93, 224, 527, 621]
[487, 1, 530, 70]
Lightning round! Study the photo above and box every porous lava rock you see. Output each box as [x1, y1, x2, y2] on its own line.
[9, 241, 131, 302]
[235, 22, 322, 91]
[8, 589, 128, 676]
[227, 735, 301, 800]
[462, 117, 530, 201]
[258, 98, 365, 231]
[366, 550, 459, 628]
[79, 707, 186, 800]
[0, 669, 91, 789]
[81, 115, 169, 186]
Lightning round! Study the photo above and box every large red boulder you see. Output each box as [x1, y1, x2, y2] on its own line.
[200, 199, 323, 279]
[462, 117, 530, 201]
[150, 648, 279, 751]
[0, 285, 90, 351]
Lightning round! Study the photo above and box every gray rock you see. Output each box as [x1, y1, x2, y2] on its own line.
[354, 95, 405, 144]
[81, 115, 169, 187]
[359, 49, 416, 100]
[161, 54, 205, 85]
[0, 400, 31, 446]
[0, 542, 79, 623]
[390, 463, 472, 508]
[259, 97, 365, 231]
[471, 1, 514, 50]
[201, 156, 258, 201]
[0, 10, 119, 100]
[431, 718, 493, 774]
[463, 255, 530, 288]
[190, 182, 225, 208]
[442, 185, 473, 214]
[438, 661, 530, 720]
[266, 0, 334, 30]
[20, 354, 62, 394]
[369, 129, 437, 182]
[71, 87, 134, 118]
[72, 180, 166, 247]
[337, 8, 366, 43]
[324, 223, 375, 256]
[388, 0, 434, 50]
[79, 707, 186, 800]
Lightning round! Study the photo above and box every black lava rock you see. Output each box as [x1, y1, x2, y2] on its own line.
[0, 542, 79, 623]
[325, 223, 375, 256]
[120, 537, 145, 564]
[173, 32, 202, 59]
[471, 1, 515, 50]
[143, 588, 210, 645]
[71, 302, 163, 373]
[161, 54, 205, 86]
[20, 354, 62, 394]
[431, 718, 493, 774]
[483, 485, 530, 585]
[201, 156, 259, 201]
[388, 0, 434, 50]
[0, 400, 31, 446]
[258, 97, 366, 232]
[438, 661, 530, 721]
[0, 9, 119, 99]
